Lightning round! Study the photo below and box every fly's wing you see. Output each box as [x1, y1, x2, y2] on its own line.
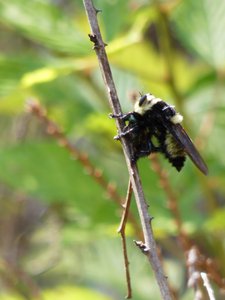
[165, 122, 208, 175]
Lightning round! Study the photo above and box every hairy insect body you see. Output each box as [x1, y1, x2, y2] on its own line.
[164, 133, 186, 170]
[111, 93, 208, 175]
[137, 99, 186, 171]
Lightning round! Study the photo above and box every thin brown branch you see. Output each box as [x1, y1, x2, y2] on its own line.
[26, 100, 119, 202]
[150, 154, 190, 250]
[26, 99, 143, 236]
[187, 247, 208, 300]
[146, 2, 224, 297]
[83, 1, 172, 299]
[150, 154, 225, 294]
[201, 272, 216, 300]
[186, 245, 225, 296]
[117, 179, 133, 234]
[117, 179, 133, 299]
[0, 258, 42, 300]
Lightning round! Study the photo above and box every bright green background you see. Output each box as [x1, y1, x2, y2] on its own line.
[0, 0, 225, 299]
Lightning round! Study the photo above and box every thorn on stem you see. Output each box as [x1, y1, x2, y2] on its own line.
[88, 34, 99, 49]
[134, 240, 150, 254]
[88, 34, 107, 50]
[149, 216, 154, 222]
[94, 7, 102, 14]
[114, 135, 121, 140]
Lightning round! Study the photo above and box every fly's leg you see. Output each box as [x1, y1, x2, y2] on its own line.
[110, 112, 140, 140]
[114, 125, 139, 140]
[109, 112, 134, 122]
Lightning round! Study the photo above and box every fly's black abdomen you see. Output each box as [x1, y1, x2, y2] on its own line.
[168, 156, 186, 171]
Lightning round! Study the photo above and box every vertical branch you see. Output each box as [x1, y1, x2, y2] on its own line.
[83, 1, 172, 299]
[201, 272, 216, 300]
[27, 100, 144, 239]
[117, 179, 133, 299]
[187, 247, 209, 300]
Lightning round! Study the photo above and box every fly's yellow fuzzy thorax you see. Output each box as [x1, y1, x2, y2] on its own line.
[134, 93, 161, 115]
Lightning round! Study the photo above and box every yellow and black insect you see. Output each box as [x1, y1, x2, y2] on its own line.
[111, 93, 208, 175]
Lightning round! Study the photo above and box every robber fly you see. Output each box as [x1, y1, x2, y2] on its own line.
[110, 93, 208, 175]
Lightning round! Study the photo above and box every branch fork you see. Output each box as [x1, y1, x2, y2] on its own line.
[83, 1, 172, 299]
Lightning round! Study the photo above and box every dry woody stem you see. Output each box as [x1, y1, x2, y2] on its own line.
[201, 272, 216, 300]
[27, 99, 143, 235]
[26, 100, 121, 202]
[150, 154, 225, 296]
[83, 1, 172, 299]
[117, 179, 133, 299]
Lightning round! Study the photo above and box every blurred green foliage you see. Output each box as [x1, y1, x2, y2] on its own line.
[0, 0, 225, 299]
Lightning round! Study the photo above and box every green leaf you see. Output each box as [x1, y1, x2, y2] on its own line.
[0, 55, 104, 115]
[94, 0, 130, 41]
[0, 0, 90, 55]
[204, 208, 225, 232]
[43, 286, 112, 300]
[0, 141, 117, 223]
[0, 286, 112, 300]
[172, 0, 225, 69]
[0, 55, 45, 97]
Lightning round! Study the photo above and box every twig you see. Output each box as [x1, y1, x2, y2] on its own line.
[150, 155, 225, 294]
[187, 246, 225, 298]
[0, 258, 42, 300]
[117, 179, 133, 299]
[26, 100, 122, 202]
[83, 1, 172, 299]
[201, 272, 216, 300]
[204, 259, 225, 291]
[150, 154, 190, 251]
[187, 247, 208, 300]
[26, 99, 143, 234]
[117, 179, 133, 234]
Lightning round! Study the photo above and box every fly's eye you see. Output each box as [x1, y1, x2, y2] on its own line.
[139, 94, 147, 106]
